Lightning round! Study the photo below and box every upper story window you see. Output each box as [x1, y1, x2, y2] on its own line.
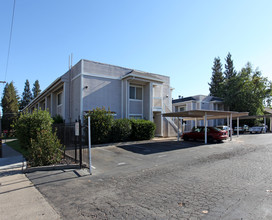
[57, 92, 62, 106]
[129, 86, 142, 100]
[179, 106, 186, 112]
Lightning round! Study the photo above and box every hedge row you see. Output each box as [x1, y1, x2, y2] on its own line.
[85, 107, 156, 144]
[14, 110, 64, 166]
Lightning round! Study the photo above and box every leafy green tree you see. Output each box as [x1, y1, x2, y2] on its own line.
[209, 57, 224, 97]
[32, 80, 41, 98]
[20, 80, 33, 110]
[208, 54, 272, 116]
[1, 82, 19, 132]
[224, 62, 271, 115]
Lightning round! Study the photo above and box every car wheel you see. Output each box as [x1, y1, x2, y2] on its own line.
[183, 135, 189, 141]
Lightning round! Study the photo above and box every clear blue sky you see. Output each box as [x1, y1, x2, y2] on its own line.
[1, 0, 272, 100]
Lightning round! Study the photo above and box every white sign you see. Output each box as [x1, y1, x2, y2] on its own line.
[75, 122, 79, 136]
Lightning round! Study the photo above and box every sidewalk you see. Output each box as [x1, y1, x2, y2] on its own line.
[0, 143, 61, 220]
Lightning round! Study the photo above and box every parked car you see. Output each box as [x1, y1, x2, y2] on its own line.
[217, 125, 233, 135]
[182, 126, 228, 143]
[249, 125, 265, 134]
[234, 125, 249, 134]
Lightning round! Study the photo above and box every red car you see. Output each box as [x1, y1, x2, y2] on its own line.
[182, 126, 228, 143]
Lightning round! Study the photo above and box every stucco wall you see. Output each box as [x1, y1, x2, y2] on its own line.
[71, 76, 81, 121]
[83, 60, 130, 78]
[82, 75, 121, 117]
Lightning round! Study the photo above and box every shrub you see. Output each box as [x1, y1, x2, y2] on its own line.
[52, 114, 64, 124]
[111, 119, 132, 142]
[85, 107, 114, 144]
[14, 110, 53, 149]
[28, 130, 64, 166]
[130, 119, 156, 140]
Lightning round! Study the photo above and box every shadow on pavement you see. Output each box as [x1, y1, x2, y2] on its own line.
[116, 140, 214, 155]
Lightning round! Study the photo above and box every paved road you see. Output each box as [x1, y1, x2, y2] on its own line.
[27, 134, 272, 219]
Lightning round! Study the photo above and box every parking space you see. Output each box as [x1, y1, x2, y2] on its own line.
[87, 138, 234, 176]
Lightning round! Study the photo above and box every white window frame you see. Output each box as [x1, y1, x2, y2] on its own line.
[129, 85, 143, 101]
[57, 91, 63, 107]
[129, 114, 143, 119]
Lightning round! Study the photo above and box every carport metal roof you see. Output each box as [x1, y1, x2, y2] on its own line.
[162, 110, 249, 144]
[238, 114, 271, 120]
[162, 110, 248, 120]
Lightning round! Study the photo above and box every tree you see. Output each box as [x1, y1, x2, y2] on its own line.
[32, 80, 41, 98]
[224, 62, 271, 115]
[224, 52, 236, 79]
[20, 80, 32, 110]
[1, 82, 19, 132]
[208, 54, 272, 116]
[209, 57, 224, 97]
[222, 53, 239, 110]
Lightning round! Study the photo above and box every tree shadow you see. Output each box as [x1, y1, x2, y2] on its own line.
[116, 140, 211, 155]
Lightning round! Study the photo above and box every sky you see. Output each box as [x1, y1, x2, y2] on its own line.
[1, 0, 272, 101]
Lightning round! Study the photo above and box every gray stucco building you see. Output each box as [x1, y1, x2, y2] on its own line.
[25, 59, 176, 137]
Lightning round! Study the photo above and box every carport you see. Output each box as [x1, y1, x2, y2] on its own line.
[162, 110, 249, 144]
[237, 114, 272, 132]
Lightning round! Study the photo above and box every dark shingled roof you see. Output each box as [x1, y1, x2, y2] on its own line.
[210, 97, 224, 102]
[172, 97, 196, 104]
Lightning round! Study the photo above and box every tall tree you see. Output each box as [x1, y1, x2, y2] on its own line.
[1, 82, 19, 131]
[223, 53, 238, 110]
[224, 52, 236, 79]
[209, 57, 224, 97]
[224, 62, 271, 115]
[32, 80, 41, 98]
[20, 79, 32, 110]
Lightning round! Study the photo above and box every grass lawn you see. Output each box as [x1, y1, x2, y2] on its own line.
[5, 139, 28, 158]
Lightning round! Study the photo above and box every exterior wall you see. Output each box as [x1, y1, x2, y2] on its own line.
[143, 83, 151, 120]
[83, 60, 130, 78]
[82, 75, 122, 118]
[24, 59, 174, 137]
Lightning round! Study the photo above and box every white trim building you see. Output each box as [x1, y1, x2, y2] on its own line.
[172, 95, 225, 131]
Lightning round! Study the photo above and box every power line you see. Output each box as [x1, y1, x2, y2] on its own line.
[4, 0, 16, 81]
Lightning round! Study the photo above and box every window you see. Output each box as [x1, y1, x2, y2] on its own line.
[129, 86, 142, 100]
[179, 107, 186, 112]
[57, 93, 62, 106]
[129, 115, 142, 119]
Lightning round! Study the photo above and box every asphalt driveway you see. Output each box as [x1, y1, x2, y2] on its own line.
[26, 134, 272, 219]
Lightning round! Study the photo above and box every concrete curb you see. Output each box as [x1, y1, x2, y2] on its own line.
[24, 164, 80, 173]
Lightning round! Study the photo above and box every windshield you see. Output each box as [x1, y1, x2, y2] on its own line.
[213, 127, 222, 132]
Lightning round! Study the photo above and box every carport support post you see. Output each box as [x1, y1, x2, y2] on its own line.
[230, 114, 233, 141]
[204, 112, 207, 144]
[264, 117, 266, 133]
[177, 117, 180, 141]
[237, 117, 239, 137]
[227, 115, 230, 138]
[88, 116, 92, 175]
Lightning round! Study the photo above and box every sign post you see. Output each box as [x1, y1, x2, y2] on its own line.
[75, 121, 79, 162]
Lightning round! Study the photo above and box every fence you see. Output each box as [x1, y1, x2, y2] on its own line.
[53, 121, 90, 169]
